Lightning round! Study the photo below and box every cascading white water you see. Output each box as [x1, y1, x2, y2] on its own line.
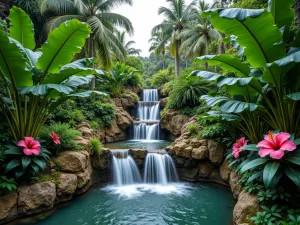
[144, 152, 179, 185]
[134, 89, 160, 140]
[111, 150, 141, 186]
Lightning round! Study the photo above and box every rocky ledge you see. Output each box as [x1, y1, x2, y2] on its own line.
[0, 151, 93, 224]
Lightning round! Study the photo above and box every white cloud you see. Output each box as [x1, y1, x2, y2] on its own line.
[113, 0, 214, 57]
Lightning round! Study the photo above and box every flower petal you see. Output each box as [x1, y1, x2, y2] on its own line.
[23, 148, 33, 155]
[280, 140, 296, 151]
[233, 143, 239, 152]
[258, 148, 274, 157]
[257, 140, 275, 149]
[31, 148, 40, 155]
[269, 150, 285, 159]
[233, 151, 239, 158]
[276, 132, 290, 146]
[30, 140, 41, 149]
[17, 140, 27, 148]
[24, 137, 34, 145]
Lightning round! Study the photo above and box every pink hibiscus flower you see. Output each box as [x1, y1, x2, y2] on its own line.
[17, 137, 41, 156]
[50, 132, 60, 145]
[257, 131, 296, 160]
[232, 137, 248, 158]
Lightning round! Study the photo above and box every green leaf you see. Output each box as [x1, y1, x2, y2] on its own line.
[284, 165, 300, 188]
[263, 161, 280, 188]
[201, 95, 261, 113]
[65, 76, 93, 88]
[247, 171, 263, 183]
[0, 31, 33, 87]
[5, 159, 21, 173]
[36, 19, 91, 75]
[286, 153, 300, 166]
[202, 9, 285, 69]
[19, 84, 73, 96]
[9, 6, 35, 49]
[194, 54, 250, 77]
[32, 158, 46, 169]
[268, 0, 295, 29]
[294, 138, 300, 145]
[241, 144, 259, 151]
[30, 164, 39, 174]
[285, 92, 300, 101]
[67, 91, 108, 98]
[203, 111, 241, 122]
[4, 148, 23, 155]
[43, 58, 103, 84]
[240, 158, 269, 173]
[15, 169, 25, 178]
[21, 156, 31, 169]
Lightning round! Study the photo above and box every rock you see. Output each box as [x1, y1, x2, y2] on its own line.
[174, 143, 192, 158]
[199, 161, 215, 178]
[110, 98, 122, 107]
[161, 109, 189, 136]
[131, 149, 147, 159]
[192, 146, 208, 160]
[76, 161, 93, 189]
[209, 168, 223, 182]
[173, 156, 186, 168]
[190, 139, 208, 148]
[55, 151, 87, 173]
[18, 182, 56, 216]
[220, 160, 231, 182]
[0, 191, 18, 223]
[104, 132, 126, 143]
[105, 119, 121, 137]
[78, 124, 93, 138]
[115, 108, 133, 130]
[56, 173, 77, 203]
[208, 140, 225, 165]
[74, 136, 89, 148]
[160, 98, 168, 107]
[233, 190, 259, 224]
[230, 171, 242, 199]
[183, 158, 197, 168]
[92, 149, 110, 171]
[178, 168, 199, 181]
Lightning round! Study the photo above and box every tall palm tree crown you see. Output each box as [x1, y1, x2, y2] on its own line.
[148, 31, 169, 69]
[40, 0, 134, 69]
[152, 0, 196, 77]
[115, 30, 141, 58]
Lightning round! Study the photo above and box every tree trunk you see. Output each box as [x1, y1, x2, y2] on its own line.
[89, 37, 95, 90]
[162, 53, 165, 70]
[295, 0, 300, 27]
[175, 40, 180, 78]
[220, 33, 226, 54]
[205, 62, 208, 71]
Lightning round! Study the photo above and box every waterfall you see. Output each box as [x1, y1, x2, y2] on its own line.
[144, 152, 179, 185]
[134, 89, 160, 140]
[111, 150, 141, 186]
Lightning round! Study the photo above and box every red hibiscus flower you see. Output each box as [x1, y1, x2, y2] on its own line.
[17, 137, 41, 156]
[232, 137, 248, 158]
[50, 132, 60, 145]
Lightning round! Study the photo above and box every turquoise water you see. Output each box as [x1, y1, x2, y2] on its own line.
[105, 140, 171, 150]
[13, 183, 234, 225]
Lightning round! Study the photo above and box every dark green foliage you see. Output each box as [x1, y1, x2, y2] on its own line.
[233, 0, 268, 9]
[40, 123, 81, 154]
[125, 56, 145, 74]
[88, 137, 103, 156]
[0, 176, 17, 194]
[151, 67, 174, 88]
[168, 77, 215, 108]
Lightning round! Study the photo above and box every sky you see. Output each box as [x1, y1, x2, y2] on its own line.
[113, 0, 214, 57]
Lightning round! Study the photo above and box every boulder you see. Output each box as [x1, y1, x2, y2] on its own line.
[220, 160, 231, 182]
[76, 161, 93, 189]
[190, 138, 207, 148]
[78, 123, 93, 138]
[183, 158, 197, 168]
[230, 171, 242, 199]
[233, 190, 259, 224]
[92, 149, 110, 171]
[199, 161, 215, 178]
[110, 98, 122, 107]
[115, 108, 133, 130]
[56, 173, 78, 203]
[18, 182, 56, 215]
[0, 191, 18, 223]
[74, 136, 89, 148]
[160, 98, 168, 107]
[192, 146, 208, 160]
[208, 140, 225, 165]
[55, 151, 88, 173]
[104, 132, 126, 143]
[161, 109, 189, 136]
[174, 144, 192, 158]
[178, 168, 199, 181]
[172, 156, 186, 168]
[105, 119, 121, 137]
[131, 149, 147, 159]
[209, 168, 223, 182]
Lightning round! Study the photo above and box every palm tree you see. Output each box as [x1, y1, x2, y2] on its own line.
[40, 0, 134, 89]
[115, 30, 141, 58]
[179, 0, 222, 70]
[152, 0, 196, 77]
[149, 31, 169, 69]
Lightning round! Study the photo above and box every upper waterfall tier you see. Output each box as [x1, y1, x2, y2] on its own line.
[137, 101, 160, 121]
[143, 89, 159, 101]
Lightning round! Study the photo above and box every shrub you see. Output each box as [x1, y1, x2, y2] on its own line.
[187, 123, 200, 136]
[151, 69, 174, 88]
[88, 137, 103, 156]
[161, 80, 175, 96]
[197, 123, 226, 140]
[0, 176, 17, 194]
[40, 123, 81, 154]
[168, 77, 215, 108]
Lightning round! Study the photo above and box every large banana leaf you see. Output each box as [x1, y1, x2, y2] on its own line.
[43, 58, 103, 84]
[201, 95, 261, 113]
[0, 31, 33, 87]
[268, 0, 295, 29]
[65, 76, 94, 88]
[19, 84, 73, 96]
[36, 19, 91, 75]
[9, 6, 35, 50]
[202, 9, 285, 69]
[203, 111, 241, 122]
[195, 55, 250, 77]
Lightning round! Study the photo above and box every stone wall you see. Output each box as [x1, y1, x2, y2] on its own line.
[0, 151, 93, 224]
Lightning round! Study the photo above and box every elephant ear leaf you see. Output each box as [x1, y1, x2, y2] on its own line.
[268, 0, 295, 29]
[202, 8, 285, 69]
[36, 19, 91, 76]
[0, 31, 33, 87]
[9, 6, 35, 50]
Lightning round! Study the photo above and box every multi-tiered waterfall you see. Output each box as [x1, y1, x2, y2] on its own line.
[133, 89, 160, 140]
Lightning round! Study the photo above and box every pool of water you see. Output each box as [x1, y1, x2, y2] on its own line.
[105, 140, 172, 150]
[13, 183, 234, 225]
